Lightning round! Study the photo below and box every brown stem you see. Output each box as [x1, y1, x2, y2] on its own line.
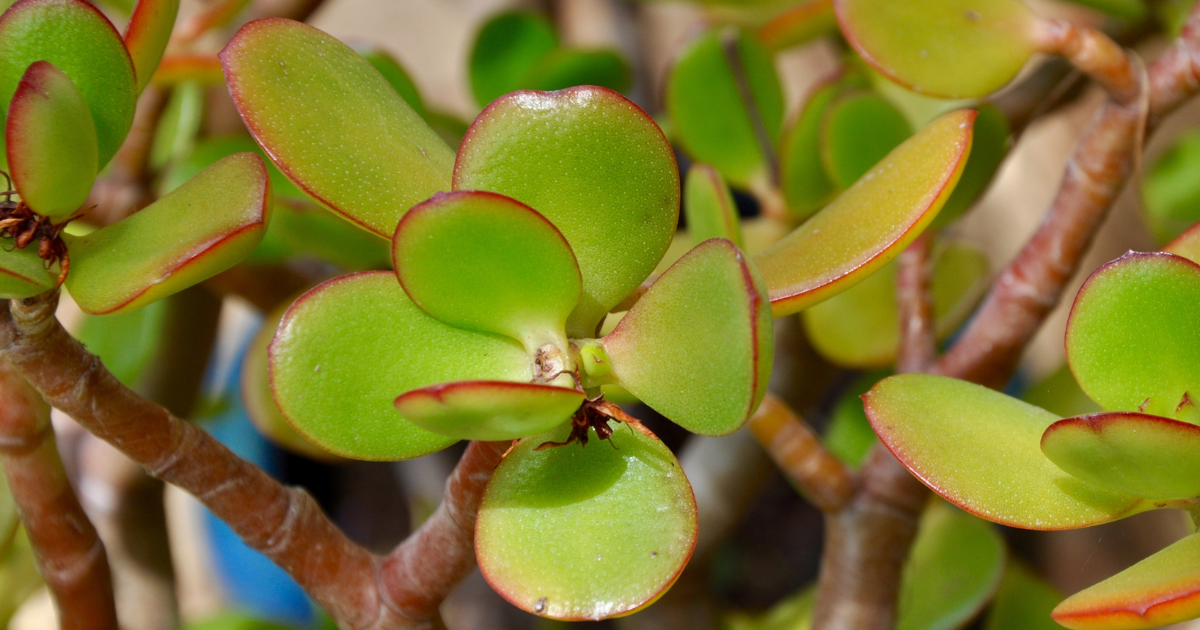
[0, 362, 118, 630]
[1034, 19, 1141, 106]
[895, 234, 936, 375]
[747, 394, 856, 514]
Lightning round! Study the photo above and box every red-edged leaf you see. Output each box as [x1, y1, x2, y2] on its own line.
[123, 0, 179, 92]
[394, 381, 583, 441]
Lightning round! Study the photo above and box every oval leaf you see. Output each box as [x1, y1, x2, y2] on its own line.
[1066, 252, 1200, 417]
[864, 373, 1147, 529]
[65, 153, 270, 314]
[755, 109, 974, 317]
[821, 90, 912, 189]
[0, 0, 136, 167]
[684, 163, 742, 247]
[0, 245, 56, 299]
[124, 0, 180, 93]
[394, 381, 583, 441]
[781, 80, 839, 221]
[476, 421, 697, 620]
[835, 0, 1038, 98]
[454, 86, 679, 337]
[269, 272, 530, 460]
[603, 239, 772, 436]
[393, 191, 581, 349]
[1164, 221, 1200, 264]
[469, 11, 557, 107]
[221, 19, 455, 238]
[5, 61, 97, 218]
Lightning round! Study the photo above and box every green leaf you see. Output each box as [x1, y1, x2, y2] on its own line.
[454, 86, 679, 337]
[469, 11, 557, 107]
[0, 475, 14, 558]
[0, 243, 57, 299]
[123, 0, 180, 93]
[667, 27, 784, 191]
[932, 104, 1010, 228]
[221, 19, 455, 238]
[359, 47, 426, 118]
[394, 381, 583, 441]
[821, 91, 912, 189]
[476, 421, 697, 620]
[984, 563, 1067, 630]
[185, 612, 298, 630]
[803, 243, 989, 368]
[1022, 364, 1102, 419]
[392, 191, 581, 349]
[684, 163, 742, 248]
[1042, 412, 1200, 500]
[835, 0, 1038, 98]
[269, 272, 530, 460]
[1143, 130, 1200, 244]
[0, 0, 136, 167]
[602, 239, 772, 436]
[149, 82, 204, 169]
[5, 61, 97, 218]
[864, 374, 1147, 529]
[1066, 252, 1200, 417]
[1053, 531, 1200, 630]
[524, 48, 632, 95]
[74, 300, 166, 387]
[269, 201, 391, 269]
[757, 0, 838, 52]
[780, 81, 838, 221]
[65, 153, 271, 314]
[825, 372, 882, 467]
[1062, 0, 1146, 21]
[898, 501, 1006, 630]
[1165, 222, 1200, 264]
[755, 109, 974, 317]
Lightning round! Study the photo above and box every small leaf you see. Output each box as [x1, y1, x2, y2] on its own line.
[757, 0, 838, 52]
[74, 300, 166, 386]
[524, 48, 632, 95]
[932, 103, 1010, 228]
[123, 0, 180, 93]
[454, 86, 679, 337]
[984, 562, 1067, 630]
[1066, 252, 1200, 417]
[780, 80, 838, 221]
[864, 374, 1147, 529]
[684, 163, 742, 248]
[151, 54, 224, 86]
[65, 153, 270, 314]
[755, 109, 974, 317]
[602, 239, 772, 436]
[0, 244, 57, 299]
[0, 0, 137, 167]
[221, 19, 455, 238]
[820, 90, 912, 189]
[359, 47, 426, 118]
[1164, 221, 1200, 264]
[392, 191, 581, 349]
[1053, 531, 1200, 630]
[394, 381, 583, 441]
[269, 272, 529, 460]
[0, 475, 14, 558]
[835, 0, 1038, 98]
[5, 61, 98, 218]
[1042, 412, 1200, 500]
[476, 421, 697, 620]
[469, 11, 557, 107]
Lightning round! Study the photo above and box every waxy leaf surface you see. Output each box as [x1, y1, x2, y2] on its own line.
[5, 61, 97, 219]
[221, 19, 455, 237]
[603, 239, 772, 436]
[454, 87, 679, 337]
[864, 374, 1146, 529]
[755, 110, 973, 316]
[0, 0, 136, 166]
[66, 153, 270, 314]
[476, 422, 697, 620]
[1053, 531, 1200, 630]
[1042, 413, 1200, 500]
[393, 191, 581, 349]
[0, 245, 57, 299]
[124, 0, 179, 92]
[821, 91, 911, 189]
[1066, 253, 1200, 417]
[469, 11, 556, 107]
[395, 381, 583, 441]
[1164, 222, 1200, 264]
[780, 81, 837, 221]
[684, 164, 742, 247]
[270, 272, 529, 460]
[984, 563, 1067, 630]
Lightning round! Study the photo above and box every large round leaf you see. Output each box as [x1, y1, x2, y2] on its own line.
[821, 90, 911, 189]
[221, 19, 455, 238]
[1066, 252, 1200, 417]
[1042, 412, 1200, 500]
[602, 239, 772, 436]
[469, 11, 557, 107]
[394, 381, 582, 441]
[864, 374, 1147, 529]
[0, 233, 58, 299]
[684, 163, 742, 247]
[454, 86, 679, 338]
[755, 109, 973, 317]
[393, 191, 581, 350]
[0, 0, 136, 167]
[269, 272, 530, 460]
[476, 421, 697, 620]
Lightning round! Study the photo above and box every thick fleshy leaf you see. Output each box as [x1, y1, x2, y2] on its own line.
[821, 91, 911, 189]
[1042, 413, 1200, 500]
[1165, 222, 1200, 264]
[932, 104, 1010, 228]
[359, 48, 425, 118]
[124, 0, 179, 92]
[394, 381, 582, 441]
[469, 11, 557, 107]
[454, 86, 679, 337]
[476, 421, 697, 620]
[602, 239, 772, 436]
[5, 61, 98, 218]
[0, 243, 57, 298]
[755, 109, 974, 317]
[897, 501, 1006, 630]
[393, 191, 581, 349]
[757, 0, 838, 52]
[150, 54, 224, 86]
[524, 48, 632, 95]
[221, 19, 455, 237]
[835, 0, 1038, 98]
[803, 243, 989, 368]
[780, 81, 838, 221]
[667, 28, 784, 191]
[65, 153, 270, 314]
[1053, 531, 1200, 630]
[864, 374, 1147, 529]
[984, 563, 1067, 630]
[1144, 130, 1200, 244]
[1066, 252, 1200, 417]
[74, 300, 166, 387]
[0, 475, 14, 558]
[684, 164, 742, 247]
[0, 0, 136, 166]
[269, 272, 530, 460]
